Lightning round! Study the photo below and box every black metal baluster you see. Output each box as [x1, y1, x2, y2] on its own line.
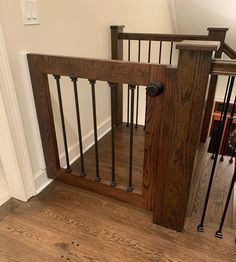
[169, 41, 173, 64]
[128, 84, 136, 192]
[229, 141, 236, 164]
[215, 164, 236, 238]
[220, 96, 236, 161]
[127, 87, 130, 127]
[211, 77, 230, 159]
[89, 80, 101, 182]
[127, 40, 131, 127]
[159, 41, 162, 64]
[148, 40, 151, 63]
[109, 82, 116, 186]
[54, 75, 71, 173]
[197, 76, 235, 232]
[135, 40, 141, 128]
[71, 77, 85, 177]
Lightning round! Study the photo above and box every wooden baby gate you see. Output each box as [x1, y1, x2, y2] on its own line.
[27, 40, 219, 232]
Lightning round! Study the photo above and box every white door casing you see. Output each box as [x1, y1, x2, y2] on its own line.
[0, 20, 36, 201]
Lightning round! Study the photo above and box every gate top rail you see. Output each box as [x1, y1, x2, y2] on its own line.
[27, 54, 168, 86]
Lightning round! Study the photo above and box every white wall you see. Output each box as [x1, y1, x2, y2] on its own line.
[0, 0, 173, 192]
[0, 157, 10, 206]
[173, 0, 236, 102]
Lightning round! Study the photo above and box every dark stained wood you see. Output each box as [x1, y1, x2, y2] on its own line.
[27, 56, 60, 179]
[211, 58, 236, 76]
[176, 40, 220, 51]
[118, 32, 209, 42]
[111, 25, 125, 126]
[152, 41, 219, 231]
[143, 67, 166, 211]
[0, 182, 235, 261]
[28, 54, 165, 86]
[57, 170, 142, 208]
[27, 53, 169, 219]
[223, 42, 236, 59]
[200, 28, 228, 143]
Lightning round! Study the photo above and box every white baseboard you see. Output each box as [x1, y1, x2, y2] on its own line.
[34, 170, 52, 194]
[34, 117, 111, 194]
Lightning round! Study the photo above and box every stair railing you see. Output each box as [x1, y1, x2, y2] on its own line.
[110, 25, 228, 132]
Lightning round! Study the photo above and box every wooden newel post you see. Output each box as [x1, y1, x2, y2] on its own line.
[200, 28, 228, 142]
[153, 41, 220, 231]
[110, 25, 125, 126]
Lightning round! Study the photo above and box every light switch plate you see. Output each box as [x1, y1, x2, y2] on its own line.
[21, 0, 40, 25]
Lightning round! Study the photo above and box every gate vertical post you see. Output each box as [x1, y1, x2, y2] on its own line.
[153, 41, 219, 231]
[110, 25, 125, 126]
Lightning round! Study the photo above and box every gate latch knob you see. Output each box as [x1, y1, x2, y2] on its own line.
[147, 81, 164, 97]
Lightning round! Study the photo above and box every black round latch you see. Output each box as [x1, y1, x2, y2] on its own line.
[146, 81, 164, 97]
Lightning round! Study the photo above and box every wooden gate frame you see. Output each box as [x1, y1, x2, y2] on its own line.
[27, 41, 219, 232]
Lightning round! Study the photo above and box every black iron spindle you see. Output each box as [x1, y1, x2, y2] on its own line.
[135, 40, 141, 128]
[148, 40, 151, 63]
[71, 77, 85, 177]
[159, 41, 162, 64]
[211, 77, 231, 159]
[109, 82, 116, 186]
[126, 87, 130, 127]
[54, 75, 71, 173]
[169, 41, 173, 64]
[126, 40, 131, 127]
[215, 163, 236, 238]
[197, 76, 235, 232]
[220, 96, 236, 161]
[229, 141, 236, 164]
[128, 84, 136, 192]
[89, 80, 101, 182]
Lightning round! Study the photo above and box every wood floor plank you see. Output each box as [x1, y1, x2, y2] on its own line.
[187, 139, 234, 228]
[70, 123, 145, 194]
[1, 182, 235, 261]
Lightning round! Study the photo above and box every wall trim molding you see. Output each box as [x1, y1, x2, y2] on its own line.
[60, 117, 111, 168]
[34, 117, 111, 194]
[0, 21, 36, 200]
[167, 0, 179, 33]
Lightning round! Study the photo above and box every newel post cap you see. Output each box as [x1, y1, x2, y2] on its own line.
[207, 27, 229, 32]
[176, 40, 220, 52]
[110, 25, 125, 29]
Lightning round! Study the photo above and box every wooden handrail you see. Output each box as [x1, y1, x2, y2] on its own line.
[211, 58, 236, 76]
[222, 42, 236, 59]
[118, 32, 209, 42]
[27, 54, 161, 86]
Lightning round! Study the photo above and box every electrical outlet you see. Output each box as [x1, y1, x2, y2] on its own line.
[21, 0, 39, 25]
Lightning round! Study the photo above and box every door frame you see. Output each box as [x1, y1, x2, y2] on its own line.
[0, 21, 36, 201]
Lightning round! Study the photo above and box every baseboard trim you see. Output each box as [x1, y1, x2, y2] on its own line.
[59, 117, 111, 168]
[34, 117, 111, 194]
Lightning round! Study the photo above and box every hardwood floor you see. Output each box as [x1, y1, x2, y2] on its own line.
[0, 181, 235, 262]
[187, 139, 235, 228]
[71, 123, 144, 194]
[71, 124, 235, 228]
